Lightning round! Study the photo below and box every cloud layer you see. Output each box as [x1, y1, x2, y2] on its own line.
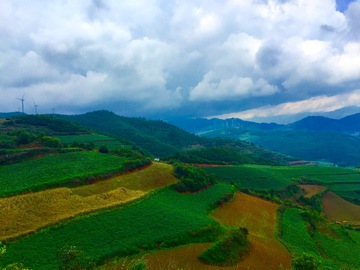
[0, 0, 359, 119]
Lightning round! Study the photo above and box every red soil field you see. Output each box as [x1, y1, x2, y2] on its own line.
[299, 185, 326, 198]
[211, 192, 292, 270]
[323, 191, 360, 226]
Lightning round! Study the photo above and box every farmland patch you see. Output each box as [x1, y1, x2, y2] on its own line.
[299, 185, 326, 198]
[204, 165, 360, 192]
[0, 187, 143, 241]
[57, 134, 129, 150]
[0, 163, 176, 241]
[211, 193, 292, 270]
[0, 184, 232, 270]
[0, 151, 126, 197]
[314, 226, 360, 268]
[323, 191, 360, 225]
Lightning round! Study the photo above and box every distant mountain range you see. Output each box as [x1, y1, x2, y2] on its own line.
[168, 113, 360, 167]
[290, 114, 360, 135]
[237, 106, 360, 124]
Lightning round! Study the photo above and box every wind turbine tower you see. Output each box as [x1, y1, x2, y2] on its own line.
[33, 98, 39, 115]
[17, 94, 25, 113]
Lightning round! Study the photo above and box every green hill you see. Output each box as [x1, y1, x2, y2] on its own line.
[62, 110, 289, 164]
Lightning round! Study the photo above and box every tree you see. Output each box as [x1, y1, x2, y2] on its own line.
[98, 145, 109, 153]
[41, 136, 62, 148]
[58, 245, 94, 270]
[292, 253, 319, 270]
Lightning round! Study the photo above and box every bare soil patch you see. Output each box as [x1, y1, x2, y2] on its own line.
[323, 191, 360, 225]
[299, 184, 326, 198]
[211, 192, 292, 270]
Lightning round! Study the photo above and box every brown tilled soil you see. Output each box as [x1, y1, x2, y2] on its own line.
[299, 184, 326, 198]
[323, 191, 360, 226]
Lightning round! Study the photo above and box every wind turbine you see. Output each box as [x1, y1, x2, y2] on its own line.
[33, 98, 39, 115]
[17, 94, 25, 113]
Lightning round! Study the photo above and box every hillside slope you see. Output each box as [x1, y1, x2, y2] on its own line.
[62, 110, 289, 164]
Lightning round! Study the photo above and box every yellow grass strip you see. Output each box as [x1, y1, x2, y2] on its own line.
[299, 185, 326, 198]
[0, 162, 177, 241]
[72, 162, 177, 196]
[323, 191, 360, 226]
[0, 187, 144, 241]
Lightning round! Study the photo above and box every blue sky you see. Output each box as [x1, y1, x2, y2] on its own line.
[336, 0, 355, 11]
[0, 0, 359, 122]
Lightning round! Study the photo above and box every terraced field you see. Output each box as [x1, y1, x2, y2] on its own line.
[0, 163, 177, 241]
[0, 151, 127, 197]
[0, 184, 232, 269]
[57, 134, 130, 150]
[111, 193, 292, 270]
[205, 165, 360, 191]
[211, 193, 292, 270]
[204, 165, 292, 190]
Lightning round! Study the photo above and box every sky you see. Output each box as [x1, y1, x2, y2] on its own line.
[0, 0, 360, 122]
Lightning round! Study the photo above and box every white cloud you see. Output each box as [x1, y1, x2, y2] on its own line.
[213, 89, 360, 120]
[190, 72, 278, 101]
[0, 0, 359, 117]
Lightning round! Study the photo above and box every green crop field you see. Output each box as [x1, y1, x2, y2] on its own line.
[57, 134, 113, 144]
[0, 184, 232, 269]
[0, 152, 126, 197]
[315, 227, 360, 268]
[279, 208, 320, 256]
[329, 183, 360, 203]
[204, 165, 292, 190]
[204, 165, 360, 191]
[57, 134, 129, 150]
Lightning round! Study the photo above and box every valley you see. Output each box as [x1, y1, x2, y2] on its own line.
[1, 112, 360, 270]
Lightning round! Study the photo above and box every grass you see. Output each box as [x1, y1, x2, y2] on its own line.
[0, 184, 232, 270]
[204, 165, 292, 190]
[314, 226, 360, 268]
[57, 134, 130, 150]
[57, 134, 115, 144]
[0, 151, 127, 197]
[279, 208, 320, 256]
[0, 163, 177, 242]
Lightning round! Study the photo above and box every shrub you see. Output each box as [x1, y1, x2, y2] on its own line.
[199, 227, 249, 266]
[292, 253, 319, 270]
[98, 145, 109, 153]
[131, 258, 148, 270]
[58, 245, 94, 270]
[173, 163, 217, 192]
[41, 136, 62, 148]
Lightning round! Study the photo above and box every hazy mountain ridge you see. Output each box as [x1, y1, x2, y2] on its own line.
[291, 113, 360, 134]
[168, 113, 360, 167]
